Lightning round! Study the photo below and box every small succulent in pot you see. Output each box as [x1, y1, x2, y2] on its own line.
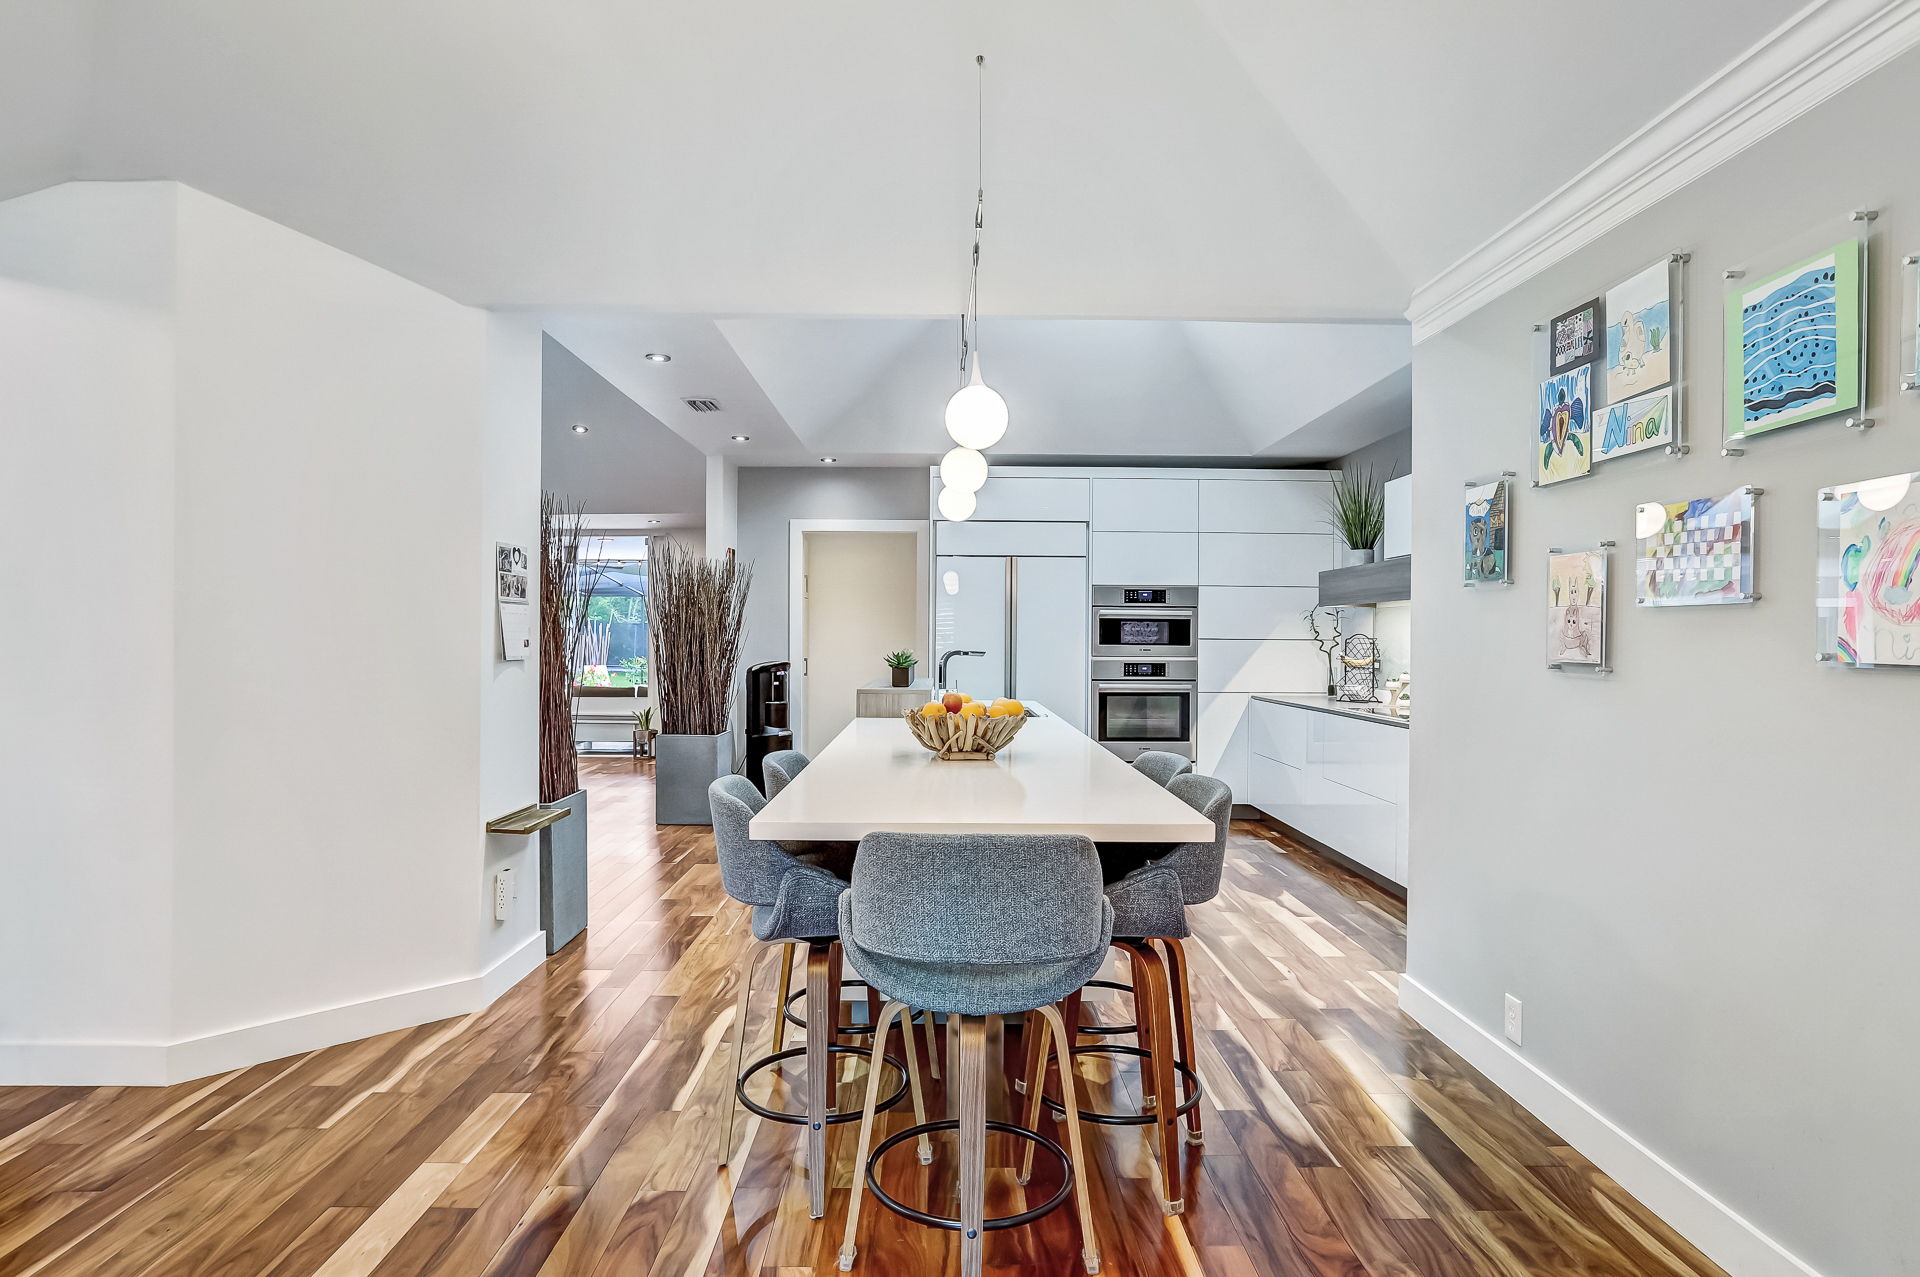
[884, 649, 918, 687]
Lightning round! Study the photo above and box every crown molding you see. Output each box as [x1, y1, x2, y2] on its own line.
[1408, 0, 1920, 343]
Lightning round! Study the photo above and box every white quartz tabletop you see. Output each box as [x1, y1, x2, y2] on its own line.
[749, 714, 1216, 843]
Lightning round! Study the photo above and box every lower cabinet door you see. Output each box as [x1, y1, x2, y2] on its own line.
[1307, 778, 1399, 881]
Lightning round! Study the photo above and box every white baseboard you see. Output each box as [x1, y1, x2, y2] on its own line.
[1397, 975, 1823, 1277]
[0, 930, 548, 1087]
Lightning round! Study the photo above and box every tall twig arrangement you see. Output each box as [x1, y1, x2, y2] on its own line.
[539, 492, 593, 803]
[647, 539, 752, 737]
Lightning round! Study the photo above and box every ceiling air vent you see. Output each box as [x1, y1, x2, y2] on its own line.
[683, 398, 722, 413]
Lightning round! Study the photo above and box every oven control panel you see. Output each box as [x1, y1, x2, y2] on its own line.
[1121, 588, 1165, 604]
[1122, 662, 1166, 678]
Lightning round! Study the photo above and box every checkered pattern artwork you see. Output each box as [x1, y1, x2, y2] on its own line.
[1635, 487, 1757, 607]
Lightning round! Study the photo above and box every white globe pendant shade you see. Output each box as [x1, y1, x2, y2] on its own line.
[939, 446, 989, 493]
[937, 484, 978, 522]
[944, 361, 1008, 450]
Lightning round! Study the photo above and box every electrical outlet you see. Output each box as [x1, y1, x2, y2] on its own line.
[494, 869, 514, 922]
[1503, 994, 1523, 1046]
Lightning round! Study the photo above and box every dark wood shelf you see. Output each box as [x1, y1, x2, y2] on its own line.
[1318, 556, 1411, 606]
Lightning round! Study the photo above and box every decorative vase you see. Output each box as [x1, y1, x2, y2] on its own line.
[538, 790, 588, 953]
[891, 665, 914, 687]
[655, 731, 734, 825]
[1339, 546, 1370, 567]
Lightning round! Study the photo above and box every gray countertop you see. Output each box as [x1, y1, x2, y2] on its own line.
[1253, 693, 1410, 729]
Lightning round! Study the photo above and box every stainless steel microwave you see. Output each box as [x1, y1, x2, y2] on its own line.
[1089, 585, 1199, 660]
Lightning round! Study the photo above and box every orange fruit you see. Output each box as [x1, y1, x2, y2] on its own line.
[958, 702, 988, 717]
[919, 701, 948, 718]
[985, 703, 1016, 717]
[999, 699, 1025, 716]
[957, 693, 974, 703]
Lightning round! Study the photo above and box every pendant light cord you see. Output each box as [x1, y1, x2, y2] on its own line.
[962, 53, 985, 381]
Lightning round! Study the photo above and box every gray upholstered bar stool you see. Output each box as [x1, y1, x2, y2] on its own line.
[837, 832, 1110, 1277]
[761, 748, 810, 796]
[1040, 772, 1231, 1215]
[1131, 749, 1195, 787]
[708, 776, 923, 1220]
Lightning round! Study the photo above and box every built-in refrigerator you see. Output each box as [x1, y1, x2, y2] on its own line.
[934, 553, 1088, 732]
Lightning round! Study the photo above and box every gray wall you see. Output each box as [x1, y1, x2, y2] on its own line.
[736, 466, 930, 673]
[1409, 51, 1920, 1277]
[1336, 426, 1411, 480]
[541, 335, 705, 518]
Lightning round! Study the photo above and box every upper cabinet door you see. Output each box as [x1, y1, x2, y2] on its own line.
[1090, 531, 1198, 586]
[937, 521, 1087, 557]
[1198, 533, 1333, 586]
[1382, 475, 1413, 558]
[1090, 479, 1199, 532]
[967, 477, 1091, 523]
[1198, 479, 1332, 534]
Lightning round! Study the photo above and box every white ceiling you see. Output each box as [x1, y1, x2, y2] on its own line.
[0, 0, 1809, 466]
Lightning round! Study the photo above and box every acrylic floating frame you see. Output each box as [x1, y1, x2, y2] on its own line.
[1634, 486, 1760, 607]
[1722, 212, 1873, 447]
[1902, 253, 1919, 395]
[1462, 473, 1513, 586]
[1549, 297, 1603, 374]
[1546, 544, 1610, 672]
[1816, 471, 1920, 669]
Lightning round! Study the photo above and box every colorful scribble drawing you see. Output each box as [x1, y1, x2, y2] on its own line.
[1634, 487, 1755, 607]
[1547, 550, 1606, 667]
[1831, 475, 1920, 667]
[1595, 388, 1673, 462]
[1727, 240, 1862, 439]
[1537, 365, 1591, 486]
[1605, 260, 1672, 403]
[1463, 479, 1508, 583]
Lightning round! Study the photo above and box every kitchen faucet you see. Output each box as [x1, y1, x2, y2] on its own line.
[937, 649, 985, 689]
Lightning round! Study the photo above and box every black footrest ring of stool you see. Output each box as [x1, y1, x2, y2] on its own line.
[1071, 978, 1138, 1037]
[865, 1120, 1072, 1231]
[783, 984, 926, 1037]
[735, 1045, 908, 1126]
[1037, 1044, 1202, 1125]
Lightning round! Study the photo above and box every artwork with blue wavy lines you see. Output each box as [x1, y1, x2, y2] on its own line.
[1727, 239, 1863, 438]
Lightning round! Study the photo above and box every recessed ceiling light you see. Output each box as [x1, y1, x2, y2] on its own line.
[570, 423, 589, 434]
[729, 434, 751, 443]
[645, 352, 671, 363]
[819, 457, 838, 463]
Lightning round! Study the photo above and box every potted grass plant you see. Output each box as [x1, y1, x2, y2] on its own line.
[1326, 467, 1385, 566]
[538, 491, 595, 953]
[884, 649, 918, 687]
[648, 539, 752, 825]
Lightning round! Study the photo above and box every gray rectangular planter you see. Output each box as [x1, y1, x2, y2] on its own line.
[655, 731, 733, 825]
[539, 789, 588, 954]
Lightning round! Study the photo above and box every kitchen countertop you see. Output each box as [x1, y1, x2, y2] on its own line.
[1254, 693, 1410, 728]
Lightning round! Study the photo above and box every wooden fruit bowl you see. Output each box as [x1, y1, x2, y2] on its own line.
[902, 709, 1028, 760]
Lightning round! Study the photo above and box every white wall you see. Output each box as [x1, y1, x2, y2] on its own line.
[0, 182, 544, 1084]
[1406, 51, 1920, 1277]
[0, 182, 178, 1073]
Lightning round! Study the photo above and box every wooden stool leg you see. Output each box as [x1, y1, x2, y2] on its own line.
[955, 1015, 988, 1277]
[1129, 942, 1184, 1214]
[838, 1000, 911, 1271]
[1015, 1005, 1041, 1096]
[1161, 938, 1202, 1146]
[804, 943, 833, 1219]
[718, 942, 760, 1167]
[920, 1009, 941, 1081]
[772, 941, 796, 1053]
[1039, 1002, 1102, 1274]
[1016, 1009, 1051, 1183]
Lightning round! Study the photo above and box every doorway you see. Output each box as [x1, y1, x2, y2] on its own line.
[793, 525, 927, 755]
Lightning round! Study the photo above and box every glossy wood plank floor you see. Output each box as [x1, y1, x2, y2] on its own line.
[0, 757, 1727, 1277]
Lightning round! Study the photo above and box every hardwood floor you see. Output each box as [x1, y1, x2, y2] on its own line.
[0, 758, 1727, 1277]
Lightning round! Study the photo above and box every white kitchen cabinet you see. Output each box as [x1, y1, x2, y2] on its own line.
[1091, 478, 1199, 532]
[1382, 475, 1412, 559]
[1195, 692, 1251, 801]
[1198, 533, 1331, 587]
[968, 477, 1090, 523]
[1090, 531, 1197, 586]
[1246, 697, 1408, 886]
[937, 520, 1086, 558]
[1199, 586, 1320, 640]
[1198, 479, 1330, 534]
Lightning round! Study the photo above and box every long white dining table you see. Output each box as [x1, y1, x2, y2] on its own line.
[748, 712, 1216, 843]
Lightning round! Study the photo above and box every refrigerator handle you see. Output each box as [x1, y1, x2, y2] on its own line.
[1006, 556, 1018, 700]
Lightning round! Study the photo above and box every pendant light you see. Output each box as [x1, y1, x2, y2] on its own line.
[940, 52, 1006, 520]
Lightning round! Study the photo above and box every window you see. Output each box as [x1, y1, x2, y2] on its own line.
[575, 553, 648, 695]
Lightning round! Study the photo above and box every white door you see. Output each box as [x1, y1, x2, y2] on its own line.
[803, 531, 921, 754]
[1013, 555, 1088, 731]
[933, 556, 1010, 701]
